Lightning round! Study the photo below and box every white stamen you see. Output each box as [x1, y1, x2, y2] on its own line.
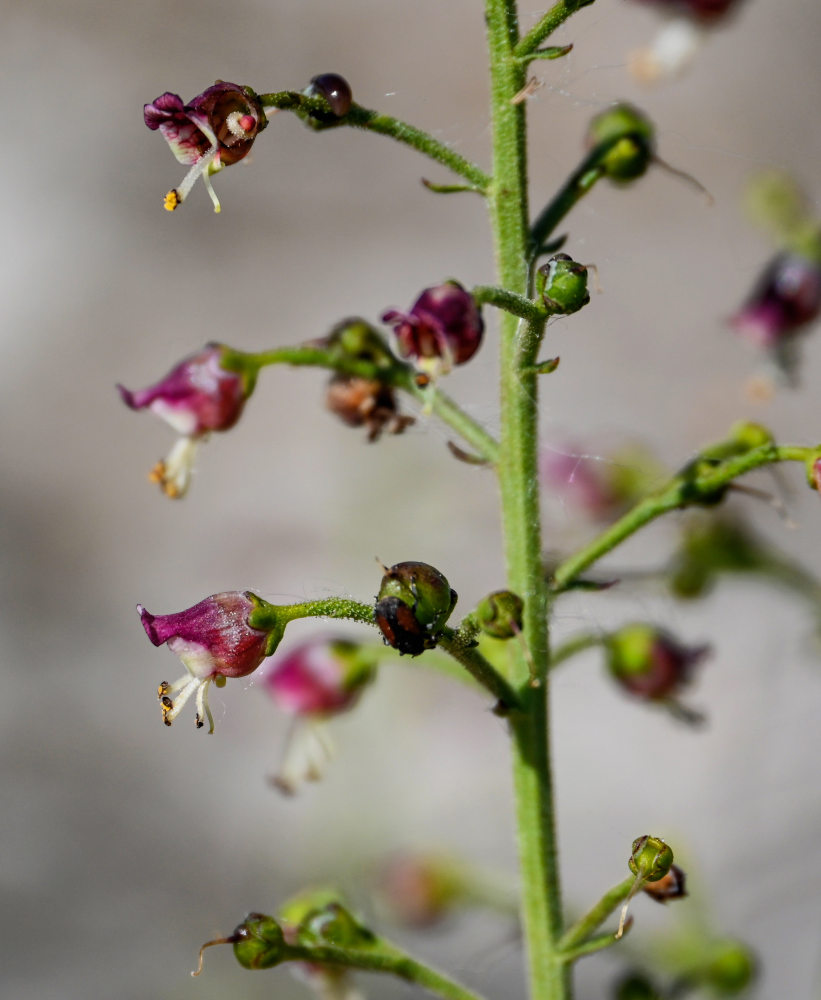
[173, 146, 220, 209]
[158, 437, 199, 499]
[163, 674, 201, 724]
[629, 19, 704, 84]
[271, 720, 336, 794]
[195, 678, 216, 734]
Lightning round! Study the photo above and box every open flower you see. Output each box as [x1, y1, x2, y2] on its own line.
[262, 638, 377, 793]
[139, 591, 271, 733]
[144, 81, 268, 212]
[382, 281, 483, 375]
[117, 343, 250, 498]
[729, 253, 821, 381]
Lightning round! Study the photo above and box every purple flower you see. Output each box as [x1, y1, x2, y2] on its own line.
[730, 252, 821, 351]
[631, 0, 742, 23]
[263, 638, 375, 717]
[382, 281, 483, 374]
[117, 343, 249, 498]
[261, 638, 377, 794]
[144, 81, 268, 212]
[138, 591, 271, 733]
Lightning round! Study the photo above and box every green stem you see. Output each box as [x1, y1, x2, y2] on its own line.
[548, 632, 606, 671]
[558, 876, 635, 952]
[222, 345, 500, 465]
[485, 2, 567, 998]
[472, 284, 547, 322]
[438, 627, 523, 710]
[552, 444, 814, 592]
[284, 940, 486, 1000]
[259, 93, 491, 191]
[514, 0, 598, 59]
[529, 145, 609, 255]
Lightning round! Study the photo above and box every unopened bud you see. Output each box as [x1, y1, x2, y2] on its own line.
[613, 972, 661, 1000]
[537, 254, 590, 314]
[305, 73, 353, 117]
[703, 940, 757, 994]
[607, 624, 709, 701]
[628, 835, 674, 882]
[586, 104, 655, 183]
[231, 913, 286, 970]
[474, 591, 524, 639]
[375, 562, 457, 656]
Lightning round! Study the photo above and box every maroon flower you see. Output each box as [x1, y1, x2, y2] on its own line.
[118, 343, 249, 498]
[382, 281, 483, 374]
[262, 638, 376, 718]
[262, 639, 377, 794]
[139, 591, 271, 733]
[631, 0, 742, 23]
[607, 624, 709, 702]
[730, 252, 821, 352]
[144, 81, 268, 212]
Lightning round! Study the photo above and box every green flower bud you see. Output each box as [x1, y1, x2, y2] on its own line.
[319, 318, 398, 369]
[536, 254, 590, 314]
[613, 972, 662, 1000]
[587, 104, 655, 183]
[300, 902, 376, 949]
[375, 562, 457, 656]
[702, 941, 757, 995]
[231, 912, 286, 970]
[474, 590, 524, 639]
[628, 835, 674, 882]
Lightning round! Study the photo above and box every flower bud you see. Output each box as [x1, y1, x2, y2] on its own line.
[641, 863, 687, 902]
[537, 254, 590, 314]
[586, 104, 655, 183]
[118, 343, 252, 498]
[144, 82, 267, 212]
[628, 835, 674, 882]
[304, 73, 353, 117]
[326, 374, 414, 441]
[138, 591, 273, 732]
[730, 252, 821, 357]
[377, 853, 460, 928]
[382, 282, 484, 374]
[263, 638, 377, 718]
[474, 591, 524, 639]
[613, 972, 661, 1000]
[808, 455, 821, 494]
[606, 624, 709, 701]
[231, 913, 286, 970]
[375, 562, 457, 656]
[702, 940, 756, 994]
[318, 318, 398, 368]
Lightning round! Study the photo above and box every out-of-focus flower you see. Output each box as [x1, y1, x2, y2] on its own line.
[382, 282, 483, 375]
[118, 343, 251, 498]
[541, 441, 662, 524]
[144, 81, 268, 212]
[729, 252, 821, 381]
[606, 624, 709, 710]
[262, 638, 378, 793]
[138, 591, 272, 733]
[628, 1, 745, 83]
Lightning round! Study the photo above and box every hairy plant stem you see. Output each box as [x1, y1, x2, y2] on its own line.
[485, 1, 567, 997]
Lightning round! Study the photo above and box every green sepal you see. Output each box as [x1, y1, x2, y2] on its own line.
[421, 178, 484, 195]
[528, 356, 561, 376]
[245, 593, 287, 656]
[524, 43, 574, 62]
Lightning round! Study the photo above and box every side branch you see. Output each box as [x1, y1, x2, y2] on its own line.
[258, 92, 492, 192]
[551, 442, 816, 592]
[515, 0, 598, 59]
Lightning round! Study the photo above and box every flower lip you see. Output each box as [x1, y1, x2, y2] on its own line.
[382, 281, 483, 372]
[730, 252, 821, 349]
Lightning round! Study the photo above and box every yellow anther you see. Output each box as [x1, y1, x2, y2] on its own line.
[148, 462, 165, 485]
[163, 189, 181, 211]
[158, 681, 170, 698]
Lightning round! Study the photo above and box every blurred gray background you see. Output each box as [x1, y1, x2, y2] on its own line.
[2, 0, 821, 997]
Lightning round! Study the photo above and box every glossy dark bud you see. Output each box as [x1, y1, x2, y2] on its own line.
[641, 863, 687, 902]
[474, 590, 524, 639]
[628, 835, 674, 882]
[326, 374, 414, 442]
[306, 73, 353, 116]
[231, 912, 286, 970]
[537, 254, 590, 315]
[375, 562, 457, 656]
[587, 104, 655, 183]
